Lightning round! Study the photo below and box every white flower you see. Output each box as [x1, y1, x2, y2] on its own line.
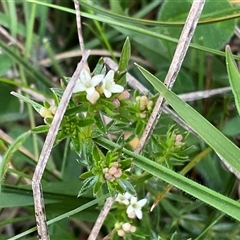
[100, 70, 124, 98]
[73, 69, 103, 104]
[115, 192, 132, 205]
[126, 196, 147, 219]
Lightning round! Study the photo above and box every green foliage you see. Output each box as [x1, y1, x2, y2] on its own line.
[1, 0, 240, 239]
[226, 45, 240, 116]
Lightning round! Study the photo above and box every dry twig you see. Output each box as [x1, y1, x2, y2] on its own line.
[32, 51, 90, 239]
[134, 0, 205, 154]
[31, 2, 90, 238]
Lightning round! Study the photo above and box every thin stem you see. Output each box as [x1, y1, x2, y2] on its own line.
[134, 0, 205, 154]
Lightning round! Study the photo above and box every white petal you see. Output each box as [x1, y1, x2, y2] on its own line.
[85, 87, 95, 95]
[80, 69, 91, 84]
[109, 84, 124, 93]
[91, 74, 104, 86]
[126, 205, 134, 214]
[104, 70, 114, 82]
[115, 194, 123, 202]
[130, 196, 138, 204]
[137, 199, 147, 207]
[104, 89, 112, 98]
[135, 208, 143, 219]
[73, 81, 86, 93]
[124, 192, 132, 200]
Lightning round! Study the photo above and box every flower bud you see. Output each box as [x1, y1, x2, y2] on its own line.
[117, 90, 130, 100]
[122, 223, 131, 232]
[39, 107, 53, 118]
[113, 98, 120, 108]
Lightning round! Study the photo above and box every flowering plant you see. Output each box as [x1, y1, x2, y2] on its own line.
[11, 38, 190, 239]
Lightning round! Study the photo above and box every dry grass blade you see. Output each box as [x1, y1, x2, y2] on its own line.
[134, 0, 205, 154]
[32, 50, 90, 239]
[87, 197, 115, 240]
[31, 1, 90, 238]
[74, 0, 85, 53]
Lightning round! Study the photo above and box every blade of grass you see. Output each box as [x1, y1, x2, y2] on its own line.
[136, 64, 240, 175]
[0, 41, 51, 88]
[24, 2, 36, 60]
[7, 1, 17, 38]
[25, 0, 240, 61]
[0, 131, 31, 201]
[226, 45, 240, 116]
[8, 193, 109, 240]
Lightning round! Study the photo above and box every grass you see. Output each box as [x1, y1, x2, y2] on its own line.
[0, 0, 240, 239]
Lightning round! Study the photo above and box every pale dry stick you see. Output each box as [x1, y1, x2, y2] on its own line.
[0, 129, 36, 162]
[74, 0, 85, 53]
[0, 25, 24, 51]
[134, 0, 205, 154]
[73, 2, 115, 239]
[88, 2, 206, 238]
[31, 50, 90, 240]
[39, 49, 151, 68]
[31, 3, 88, 239]
[87, 197, 115, 240]
[103, 57, 232, 102]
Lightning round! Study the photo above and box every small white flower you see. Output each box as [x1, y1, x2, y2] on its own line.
[100, 70, 124, 98]
[73, 69, 103, 103]
[115, 192, 132, 205]
[126, 196, 147, 219]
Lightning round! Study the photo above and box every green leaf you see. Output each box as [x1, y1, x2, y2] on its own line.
[94, 113, 107, 133]
[92, 144, 104, 164]
[222, 116, 240, 136]
[77, 176, 99, 197]
[11, 91, 42, 113]
[0, 131, 31, 185]
[93, 179, 103, 195]
[78, 118, 95, 127]
[92, 57, 105, 75]
[117, 179, 136, 195]
[26, 0, 240, 60]
[118, 37, 131, 73]
[226, 45, 240, 116]
[80, 171, 94, 180]
[158, 0, 235, 49]
[0, 53, 13, 76]
[65, 105, 88, 116]
[0, 41, 51, 87]
[136, 63, 240, 175]
[31, 125, 50, 133]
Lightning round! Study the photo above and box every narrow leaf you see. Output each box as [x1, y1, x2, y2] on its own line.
[118, 37, 131, 73]
[11, 91, 42, 113]
[136, 64, 240, 175]
[0, 131, 31, 203]
[226, 45, 240, 116]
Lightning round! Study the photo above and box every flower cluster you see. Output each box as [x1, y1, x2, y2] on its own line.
[136, 95, 153, 118]
[103, 162, 122, 182]
[73, 68, 124, 104]
[115, 192, 147, 219]
[114, 222, 136, 237]
[39, 105, 57, 124]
